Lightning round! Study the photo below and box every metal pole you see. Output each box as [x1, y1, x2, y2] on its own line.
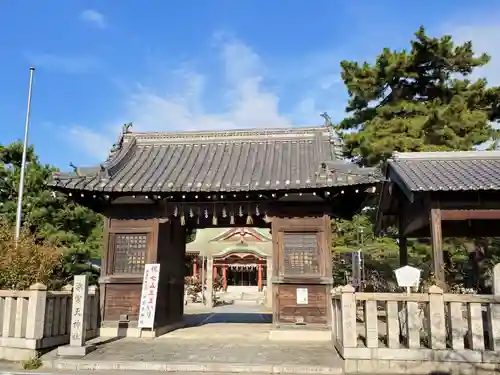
[15, 67, 35, 241]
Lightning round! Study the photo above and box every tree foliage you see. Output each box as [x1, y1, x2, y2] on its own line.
[0, 141, 103, 288]
[336, 26, 500, 166]
[331, 213, 490, 291]
[332, 212, 433, 291]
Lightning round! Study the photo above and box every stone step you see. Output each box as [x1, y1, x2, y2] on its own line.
[233, 299, 261, 305]
[44, 336, 343, 374]
[45, 359, 344, 374]
[160, 324, 271, 340]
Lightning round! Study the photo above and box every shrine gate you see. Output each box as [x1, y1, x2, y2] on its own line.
[50, 123, 380, 337]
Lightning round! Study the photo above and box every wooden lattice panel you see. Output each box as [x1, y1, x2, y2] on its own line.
[113, 233, 148, 274]
[283, 232, 319, 276]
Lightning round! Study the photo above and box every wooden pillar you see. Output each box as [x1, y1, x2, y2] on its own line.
[153, 219, 186, 335]
[266, 257, 273, 308]
[257, 264, 263, 291]
[213, 266, 217, 281]
[222, 266, 227, 290]
[206, 257, 213, 307]
[192, 259, 198, 277]
[100, 216, 159, 330]
[430, 208, 446, 289]
[399, 236, 408, 266]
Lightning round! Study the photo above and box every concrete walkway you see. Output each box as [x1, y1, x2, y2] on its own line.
[42, 305, 343, 374]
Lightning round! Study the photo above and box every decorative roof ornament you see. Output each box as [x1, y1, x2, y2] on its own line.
[69, 162, 82, 177]
[99, 164, 110, 179]
[320, 112, 332, 127]
[122, 122, 133, 134]
[320, 112, 342, 158]
[109, 122, 133, 158]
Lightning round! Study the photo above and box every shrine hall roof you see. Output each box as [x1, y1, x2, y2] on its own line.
[387, 151, 500, 194]
[50, 126, 381, 194]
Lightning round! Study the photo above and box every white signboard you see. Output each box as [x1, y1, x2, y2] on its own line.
[296, 288, 308, 305]
[394, 265, 421, 289]
[138, 264, 161, 329]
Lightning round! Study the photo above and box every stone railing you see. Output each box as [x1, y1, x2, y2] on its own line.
[332, 285, 500, 374]
[0, 283, 99, 361]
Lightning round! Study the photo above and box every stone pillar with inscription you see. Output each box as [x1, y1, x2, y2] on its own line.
[58, 275, 96, 356]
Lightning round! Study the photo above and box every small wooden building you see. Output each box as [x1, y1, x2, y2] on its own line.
[50, 124, 380, 337]
[377, 151, 500, 288]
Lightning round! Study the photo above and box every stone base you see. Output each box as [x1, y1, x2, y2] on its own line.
[0, 347, 37, 361]
[340, 347, 500, 374]
[141, 321, 186, 338]
[346, 358, 500, 374]
[99, 320, 184, 338]
[269, 329, 332, 342]
[57, 344, 96, 357]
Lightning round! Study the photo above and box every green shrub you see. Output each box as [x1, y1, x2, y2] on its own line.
[0, 219, 63, 290]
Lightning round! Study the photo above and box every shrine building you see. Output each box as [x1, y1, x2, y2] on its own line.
[186, 227, 272, 305]
[50, 123, 380, 338]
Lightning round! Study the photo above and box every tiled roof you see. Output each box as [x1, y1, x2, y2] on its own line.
[50, 126, 381, 194]
[387, 151, 500, 192]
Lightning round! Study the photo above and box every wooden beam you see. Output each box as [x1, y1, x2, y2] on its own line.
[440, 209, 500, 221]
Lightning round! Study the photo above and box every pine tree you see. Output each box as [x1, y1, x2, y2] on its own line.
[336, 26, 500, 166]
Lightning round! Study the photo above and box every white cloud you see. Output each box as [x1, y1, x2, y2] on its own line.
[449, 26, 500, 86]
[67, 36, 315, 158]
[128, 38, 291, 132]
[440, 12, 500, 86]
[27, 53, 100, 74]
[80, 9, 107, 29]
[67, 125, 116, 161]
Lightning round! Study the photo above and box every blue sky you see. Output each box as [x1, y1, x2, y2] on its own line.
[1, 0, 500, 170]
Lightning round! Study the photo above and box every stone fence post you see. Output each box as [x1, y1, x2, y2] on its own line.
[340, 285, 357, 349]
[489, 263, 500, 350]
[493, 263, 500, 295]
[25, 283, 47, 340]
[330, 286, 341, 340]
[88, 285, 100, 332]
[428, 285, 446, 349]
